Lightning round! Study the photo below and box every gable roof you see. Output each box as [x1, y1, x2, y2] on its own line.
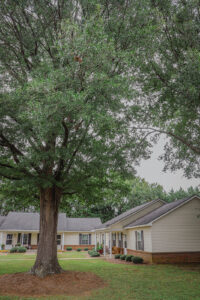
[95, 199, 165, 229]
[66, 218, 102, 231]
[0, 216, 6, 227]
[124, 195, 200, 228]
[0, 212, 102, 232]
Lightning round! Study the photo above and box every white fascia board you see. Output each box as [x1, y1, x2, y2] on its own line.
[107, 199, 165, 228]
[124, 224, 152, 229]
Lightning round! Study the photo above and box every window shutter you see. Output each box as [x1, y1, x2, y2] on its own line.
[135, 231, 138, 250]
[141, 230, 144, 251]
[37, 234, 40, 245]
[79, 234, 82, 245]
[17, 233, 21, 244]
[28, 233, 32, 245]
[89, 234, 91, 245]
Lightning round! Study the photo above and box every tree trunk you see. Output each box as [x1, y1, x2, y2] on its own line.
[30, 186, 63, 277]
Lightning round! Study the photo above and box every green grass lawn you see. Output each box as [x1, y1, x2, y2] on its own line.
[0, 251, 88, 260]
[0, 256, 200, 300]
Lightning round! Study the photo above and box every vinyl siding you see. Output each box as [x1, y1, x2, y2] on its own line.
[31, 233, 38, 245]
[152, 197, 200, 253]
[110, 201, 164, 231]
[127, 227, 152, 252]
[64, 232, 95, 245]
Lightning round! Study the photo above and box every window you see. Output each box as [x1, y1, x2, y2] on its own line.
[22, 234, 28, 245]
[135, 231, 144, 251]
[124, 234, 127, 248]
[118, 233, 123, 248]
[57, 235, 61, 245]
[112, 233, 116, 246]
[6, 234, 13, 245]
[79, 234, 91, 245]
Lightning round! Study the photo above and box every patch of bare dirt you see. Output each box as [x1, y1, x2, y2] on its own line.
[0, 271, 106, 298]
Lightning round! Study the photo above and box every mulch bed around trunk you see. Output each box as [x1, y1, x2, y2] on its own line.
[0, 271, 106, 298]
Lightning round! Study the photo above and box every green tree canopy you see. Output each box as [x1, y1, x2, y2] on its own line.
[132, 0, 200, 178]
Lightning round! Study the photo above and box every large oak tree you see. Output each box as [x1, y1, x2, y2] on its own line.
[0, 1, 150, 277]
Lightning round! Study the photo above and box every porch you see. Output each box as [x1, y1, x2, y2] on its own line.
[94, 230, 127, 258]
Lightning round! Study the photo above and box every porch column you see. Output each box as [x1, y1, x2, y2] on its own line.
[95, 232, 97, 251]
[62, 233, 65, 251]
[21, 233, 24, 246]
[109, 232, 112, 258]
[0, 232, 3, 247]
[103, 233, 106, 256]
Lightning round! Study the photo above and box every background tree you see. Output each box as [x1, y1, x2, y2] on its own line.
[0, 1, 151, 277]
[132, 0, 200, 178]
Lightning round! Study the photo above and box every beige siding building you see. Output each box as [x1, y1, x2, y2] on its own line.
[1, 195, 200, 263]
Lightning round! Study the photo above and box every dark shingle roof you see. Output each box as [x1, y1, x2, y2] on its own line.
[66, 218, 102, 231]
[0, 212, 102, 232]
[124, 195, 199, 228]
[95, 199, 165, 229]
[0, 216, 6, 227]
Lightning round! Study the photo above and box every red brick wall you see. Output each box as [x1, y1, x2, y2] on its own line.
[31, 245, 95, 250]
[127, 249, 152, 263]
[152, 252, 200, 264]
[64, 245, 94, 250]
[127, 249, 200, 264]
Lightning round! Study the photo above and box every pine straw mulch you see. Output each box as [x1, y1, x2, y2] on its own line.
[0, 271, 106, 298]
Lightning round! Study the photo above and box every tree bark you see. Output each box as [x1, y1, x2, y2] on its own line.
[30, 186, 63, 277]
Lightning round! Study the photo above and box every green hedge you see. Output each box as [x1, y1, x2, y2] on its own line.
[114, 254, 121, 259]
[125, 255, 133, 262]
[76, 248, 82, 251]
[120, 255, 126, 260]
[132, 256, 143, 264]
[18, 246, 27, 253]
[10, 247, 18, 253]
[88, 250, 100, 257]
[84, 248, 89, 251]
[66, 247, 72, 251]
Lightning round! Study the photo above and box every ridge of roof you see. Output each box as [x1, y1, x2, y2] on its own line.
[0, 212, 102, 232]
[95, 199, 165, 229]
[124, 194, 200, 228]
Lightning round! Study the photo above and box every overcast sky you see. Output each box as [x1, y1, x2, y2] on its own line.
[136, 136, 200, 192]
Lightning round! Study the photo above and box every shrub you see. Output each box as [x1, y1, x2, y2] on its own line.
[17, 246, 27, 253]
[66, 247, 72, 251]
[125, 255, 133, 262]
[114, 254, 121, 259]
[1, 244, 5, 250]
[120, 255, 126, 260]
[84, 248, 89, 251]
[15, 243, 21, 247]
[90, 251, 100, 257]
[10, 247, 18, 253]
[76, 248, 81, 251]
[132, 256, 143, 264]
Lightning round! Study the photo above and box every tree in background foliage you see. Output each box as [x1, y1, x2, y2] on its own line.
[0, 1, 152, 277]
[131, 0, 200, 178]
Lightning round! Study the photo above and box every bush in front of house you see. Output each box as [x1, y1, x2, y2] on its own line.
[76, 248, 82, 251]
[90, 251, 100, 257]
[132, 256, 143, 264]
[66, 247, 72, 251]
[114, 254, 121, 259]
[17, 246, 27, 253]
[125, 255, 133, 262]
[10, 247, 18, 253]
[15, 243, 21, 247]
[84, 248, 89, 251]
[88, 250, 100, 257]
[120, 255, 126, 260]
[1, 244, 5, 250]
